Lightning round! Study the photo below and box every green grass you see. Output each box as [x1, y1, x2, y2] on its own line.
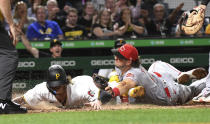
[1, 108, 210, 124]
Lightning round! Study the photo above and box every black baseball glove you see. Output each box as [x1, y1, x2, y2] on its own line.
[92, 73, 109, 90]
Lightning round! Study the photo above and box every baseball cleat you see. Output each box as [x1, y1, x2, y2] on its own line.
[0, 99, 27, 114]
[191, 68, 207, 79]
[177, 74, 190, 84]
[128, 86, 145, 98]
[177, 68, 207, 84]
[193, 95, 210, 103]
[192, 90, 210, 103]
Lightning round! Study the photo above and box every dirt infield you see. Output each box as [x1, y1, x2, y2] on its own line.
[26, 102, 210, 113]
[12, 93, 210, 113]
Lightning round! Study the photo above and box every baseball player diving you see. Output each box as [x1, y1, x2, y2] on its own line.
[97, 44, 208, 105]
[13, 65, 104, 110]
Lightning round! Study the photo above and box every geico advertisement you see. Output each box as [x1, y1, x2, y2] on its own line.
[91, 59, 115, 66]
[13, 83, 26, 89]
[51, 60, 76, 66]
[18, 61, 35, 67]
[90, 58, 156, 66]
[170, 57, 194, 64]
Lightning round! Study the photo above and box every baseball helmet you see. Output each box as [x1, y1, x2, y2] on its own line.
[50, 39, 62, 48]
[47, 65, 68, 88]
[114, 38, 126, 49]
[111, 44, 139, 61]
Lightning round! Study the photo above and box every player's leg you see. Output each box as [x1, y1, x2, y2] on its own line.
[0, 50, 27, 114]
[148, 61, 207, 84]
[0, 50, 18, 100]
[177, 67, 207, 84]
[148, 61, 181, 81]
[193, 61, 210, 103]
[175, 78, 206, 104]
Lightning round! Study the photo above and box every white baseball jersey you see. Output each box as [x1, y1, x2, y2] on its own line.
[117, 61, 206, 105]
[23, 75, 100, 108]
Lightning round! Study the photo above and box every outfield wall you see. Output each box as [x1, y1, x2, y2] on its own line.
[13, 38, 210, 92]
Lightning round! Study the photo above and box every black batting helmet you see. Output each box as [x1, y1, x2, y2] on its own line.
[114, 38, 126, 49]
[47, 65, 68, 88]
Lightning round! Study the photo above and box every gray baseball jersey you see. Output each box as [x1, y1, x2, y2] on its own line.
[117, 61, 206, 105]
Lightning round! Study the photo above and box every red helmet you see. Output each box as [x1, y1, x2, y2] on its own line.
[112, 44, 139, 61]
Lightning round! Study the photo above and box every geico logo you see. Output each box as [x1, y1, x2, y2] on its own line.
[91, 60, 115, 66]
[18, 61, 35, 67]
[170, 57, 194, 63]
[141, 58, 155, 64]
[13, 83, 26, 89]
[51, 61, 76, 66]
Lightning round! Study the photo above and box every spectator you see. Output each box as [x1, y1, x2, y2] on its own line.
[78, 2, 96, 38]
[92, 0, 105, 10]
[21, 32, 62, 58]
[52, 2, 72, 28]
[26, 5, 63, 40]
[113, 7, 145, 39]
[46, 0, 60, 21]
[92, 9, 123, 39]
[13, 1, 36, 33]
[114, 0, 141, 22]
[27, 0, 44, 19]
[140, 0, 168, 18]
[104, 0, 117, 22]
[62, 8, 86, 40]
[142, 3, 184, 37]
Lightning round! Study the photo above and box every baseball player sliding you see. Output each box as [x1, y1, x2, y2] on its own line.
[13, 65, 103, 110]
[98, 44, 208, 105]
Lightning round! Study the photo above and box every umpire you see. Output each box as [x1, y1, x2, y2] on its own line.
[0, 0, 27, 114]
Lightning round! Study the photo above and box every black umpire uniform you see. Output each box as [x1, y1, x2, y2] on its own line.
[0, 14, 18, 100]
[0, 11, 26, 114]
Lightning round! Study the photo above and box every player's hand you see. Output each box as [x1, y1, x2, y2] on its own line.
[9, 24, 21, 46]
[85, 100, 102, 110]
[105, 86, 114, 96]
[12, 96, 25, 105]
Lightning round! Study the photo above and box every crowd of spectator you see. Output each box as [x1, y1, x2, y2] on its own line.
[8, 0, 210, 41]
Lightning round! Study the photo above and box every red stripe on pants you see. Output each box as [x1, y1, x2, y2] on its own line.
[153, 72, 162, 77]
[164, 87, 171, 98]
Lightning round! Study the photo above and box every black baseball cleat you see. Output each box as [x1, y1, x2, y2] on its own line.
[0, 99, 27, 114]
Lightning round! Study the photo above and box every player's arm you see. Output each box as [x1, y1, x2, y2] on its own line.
[0, 0, 13, 26]
[84, 78, 103, 110]
[97, 79, 136, 104]
[20, 33, 39, 58]
[0, 0, 19, 46]
[168, 3, 184, 23]
[12, 96, 27, 105]
[106, 78, 136, 97]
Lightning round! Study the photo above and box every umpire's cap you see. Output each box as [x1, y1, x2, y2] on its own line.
[114, 38, 126, 49]
[47, 65, 68, 87]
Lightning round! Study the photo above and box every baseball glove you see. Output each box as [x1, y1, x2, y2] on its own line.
[179, 6, 205, 35]
[92, 73, 109, 90]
